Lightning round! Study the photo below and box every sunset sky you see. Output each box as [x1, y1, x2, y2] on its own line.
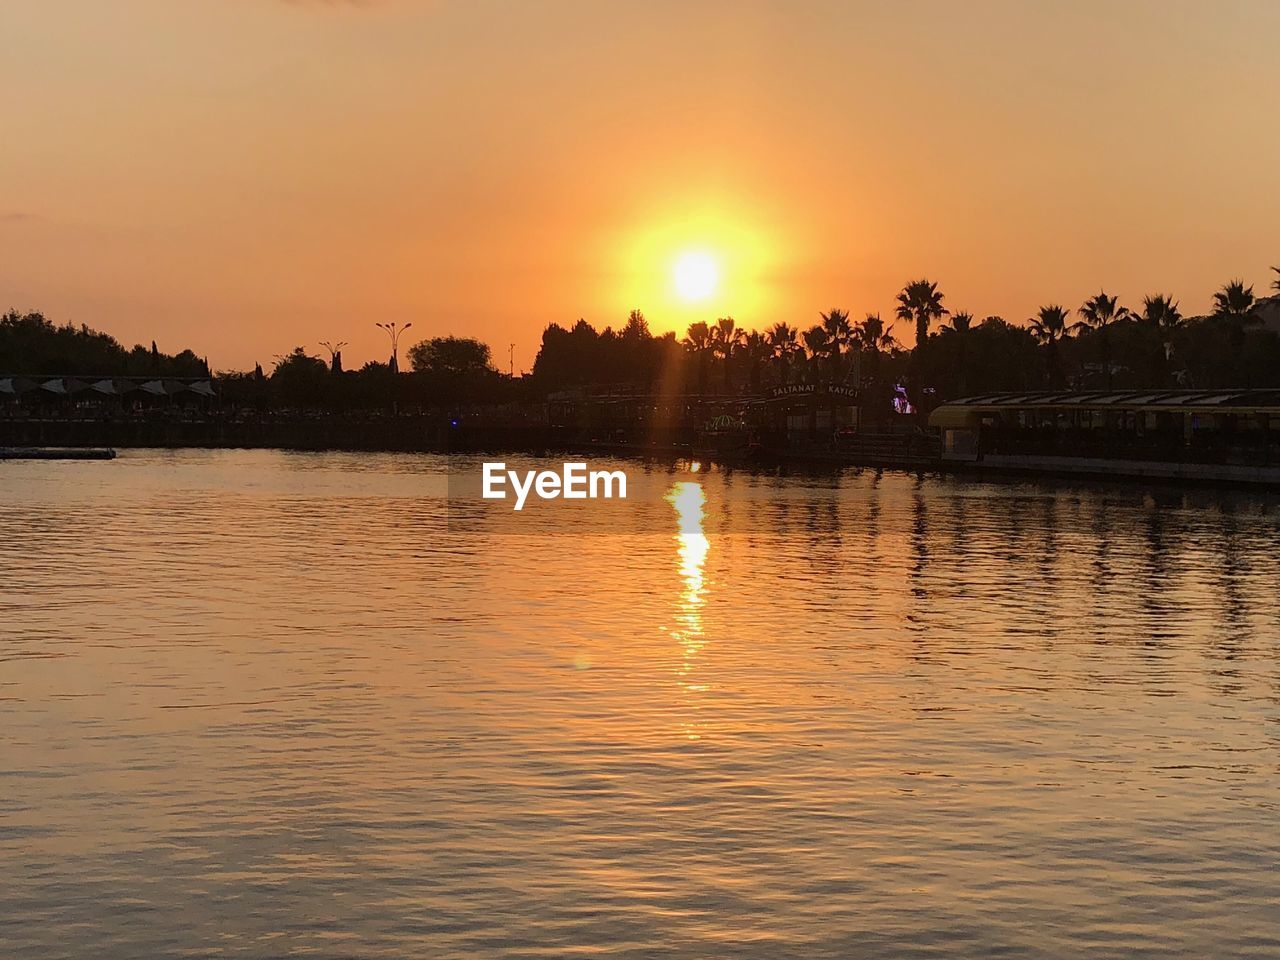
[2, 0, 1278, 372]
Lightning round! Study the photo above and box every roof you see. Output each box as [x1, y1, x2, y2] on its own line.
[0, 375, 216, 397]
[929, 389, 1280, 428]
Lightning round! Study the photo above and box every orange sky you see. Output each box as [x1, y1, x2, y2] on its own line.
[2, 0, 1278, 372]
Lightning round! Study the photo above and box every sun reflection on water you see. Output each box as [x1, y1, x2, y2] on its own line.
[667, 481, 709, 735]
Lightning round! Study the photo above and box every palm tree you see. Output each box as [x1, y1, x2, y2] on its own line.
[1030, 304, 1071, 387]
[852, 313, 898, 417]
[820, 308, 854, 381]
[713, 315, 742, 344]
[684, 321, 712, 394]
[739, 330, 772, 395]
[710, 316, 744, 392]
[684, 321, 711, 352]
[766, 322, 801, 385]
[855, 313, 897, 352]
[1272, 266, 1280, 293]
[940, 311, 974, 394]
[1076, 291, 1130, 389]
[895, 279, 948, 358]
[1213, 278, 1256, 322]
[801, 325, 831, 383]
[1137, 295, 1182, 385]
[1211, 279, 1258, 385]
[1138, 294, 1181, 329]
[1030, 305, 1071, 343]
[854, 313, 897, 359]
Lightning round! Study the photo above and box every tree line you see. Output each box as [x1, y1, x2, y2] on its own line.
[1, 310, 209, 378]
[528, 269, 1280, 409]
[5, 266, 1279, 412]
[223, 337, 513, 409]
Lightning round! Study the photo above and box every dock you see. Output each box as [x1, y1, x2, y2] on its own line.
[0, 447, 116, 460]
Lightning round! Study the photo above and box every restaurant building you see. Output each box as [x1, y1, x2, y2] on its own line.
[751, 383, 860, 445]
[930, 389, 1280, 484]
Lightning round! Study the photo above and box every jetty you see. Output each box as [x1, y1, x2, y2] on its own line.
[0, 447, 116, 460]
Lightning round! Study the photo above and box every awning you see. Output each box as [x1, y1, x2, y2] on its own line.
[929, 406, 982, 429]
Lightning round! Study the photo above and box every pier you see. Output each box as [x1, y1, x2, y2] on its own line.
[0, 447, 116, 460]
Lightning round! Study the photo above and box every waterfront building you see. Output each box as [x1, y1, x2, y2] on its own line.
[931, 389, 1280, 484]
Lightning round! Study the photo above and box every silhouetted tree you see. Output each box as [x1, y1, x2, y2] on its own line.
[766, 322, 801, 385]
[939, 310, 974, 394]
[1138, 294, 1181, 330]
[820, 308, 855, 381]
[1212, 279, 1259, 380]
[896, 279, 948, 412]
[622, 309, 649, 341]
[801, 324, 831, 382]
[0, 310, 206, 377]
[408, 336, 493, 376]
[271, 347, 329, 406]
[1213, 278, 1256, 323]
[895, 279, 948, 358]
[1076, 291, 1129, 389]
[1137, 294, 1183, 386]
[969, 316, 1039, 392]
[684, 321, 713, 394]
[529, 315, 679, 390]
[740, 330, 771, 394]
[1030, 304, 1071, 387]
[854, 313, 899, 414]
[711, 317, 743, 391]
[854, 313, 897, 376]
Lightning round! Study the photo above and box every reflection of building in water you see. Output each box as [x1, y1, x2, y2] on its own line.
[667, 482, 709, 733]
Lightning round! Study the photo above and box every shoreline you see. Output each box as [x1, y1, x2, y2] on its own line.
[8, 432, 1279, 493]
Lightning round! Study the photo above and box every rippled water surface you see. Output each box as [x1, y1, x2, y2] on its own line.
[3, 449, 1279, 958]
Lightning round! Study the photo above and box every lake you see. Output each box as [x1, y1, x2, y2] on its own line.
[2, 449, 1278, 958]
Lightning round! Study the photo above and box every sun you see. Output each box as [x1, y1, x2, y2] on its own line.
[673, 251, 719, 303]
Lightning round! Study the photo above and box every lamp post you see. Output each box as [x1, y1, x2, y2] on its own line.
[376, 322, 412, 374]
[319, 340, 348, 374]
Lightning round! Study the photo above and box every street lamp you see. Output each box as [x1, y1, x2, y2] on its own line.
[319, 340, 348, 374]
[376, 322, 412, 374]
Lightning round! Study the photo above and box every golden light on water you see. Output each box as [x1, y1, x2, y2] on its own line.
[668, 481, 709, 738]
[670, 481, 708, 597]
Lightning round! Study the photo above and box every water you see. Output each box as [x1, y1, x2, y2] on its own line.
[2, 449, 1278, 958]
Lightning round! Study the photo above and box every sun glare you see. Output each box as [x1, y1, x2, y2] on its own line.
[613, 200, 787, 333]
[673, 251, 719, 303]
